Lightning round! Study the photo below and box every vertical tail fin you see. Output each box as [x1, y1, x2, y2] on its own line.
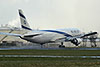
[18, 9, 32, 30]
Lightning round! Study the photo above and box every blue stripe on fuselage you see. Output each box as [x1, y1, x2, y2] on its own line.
[41, 30, 72, 37]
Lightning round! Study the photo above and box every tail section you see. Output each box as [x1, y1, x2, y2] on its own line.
[18, 9, 32, 30]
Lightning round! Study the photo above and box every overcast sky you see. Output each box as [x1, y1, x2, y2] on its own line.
[0, 0, 100, 33]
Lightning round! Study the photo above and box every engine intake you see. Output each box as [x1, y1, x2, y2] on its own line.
[71, 38, 82, 46]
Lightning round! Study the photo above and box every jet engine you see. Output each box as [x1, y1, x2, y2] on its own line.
[70, 38, 82, 46]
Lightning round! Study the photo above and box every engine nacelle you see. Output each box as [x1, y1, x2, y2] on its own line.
[71, 38, 82, 46]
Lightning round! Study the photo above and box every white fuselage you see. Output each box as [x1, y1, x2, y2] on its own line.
[22, 28, 82, 44]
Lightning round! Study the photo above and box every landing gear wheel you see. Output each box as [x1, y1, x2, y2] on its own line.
[59, 45, 65, 48]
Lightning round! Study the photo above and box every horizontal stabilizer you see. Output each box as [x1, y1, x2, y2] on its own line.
[0, 32, 21, 37]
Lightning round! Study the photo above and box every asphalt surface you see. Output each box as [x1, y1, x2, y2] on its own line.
[0, 46, 100, 50]
[0, 55, 100, 58]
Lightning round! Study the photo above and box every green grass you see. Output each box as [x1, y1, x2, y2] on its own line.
[0, 49, 100, 67]
[0, 57, 100, 67]
[0, 49, 100, 56]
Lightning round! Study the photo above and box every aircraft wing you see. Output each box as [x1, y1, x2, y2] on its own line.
[79, 32, 97, 38]
[51, 32, 97, 46]
[65, 32, 98, 41]
[0, 32, 21, 37]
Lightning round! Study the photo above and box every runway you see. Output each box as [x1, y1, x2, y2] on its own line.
[1, 46, 100, 50]
[0, 55, 100, 58]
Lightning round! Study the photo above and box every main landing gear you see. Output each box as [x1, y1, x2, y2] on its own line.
[59, 42, 65, 48]
[40, 43, 44, 48]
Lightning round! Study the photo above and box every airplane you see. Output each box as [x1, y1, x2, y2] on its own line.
[0, 9, 97, 47]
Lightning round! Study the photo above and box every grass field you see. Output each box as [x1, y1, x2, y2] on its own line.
[0, 49, 100, 56]
[0, 57, 100, 67]
[0, 49, 100, 67]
